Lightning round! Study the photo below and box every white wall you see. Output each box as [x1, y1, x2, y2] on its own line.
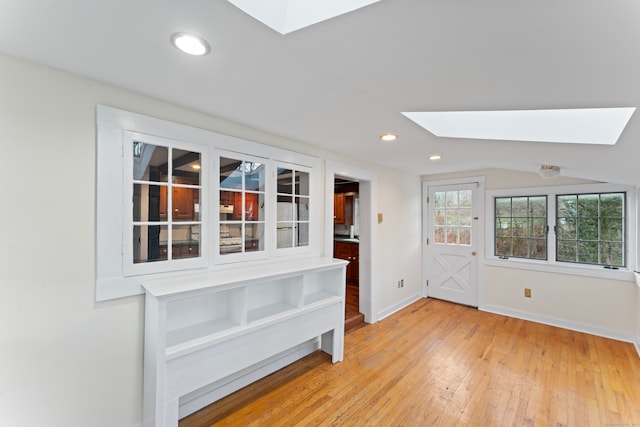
[423, 168, 639, 342]
[0, 53, 422, 427]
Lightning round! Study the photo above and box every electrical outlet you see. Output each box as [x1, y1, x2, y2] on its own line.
[401, 279, 404, 288]
[524, 288, 531, 298]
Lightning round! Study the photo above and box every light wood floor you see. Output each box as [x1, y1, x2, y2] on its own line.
[180, 298, 640, 426]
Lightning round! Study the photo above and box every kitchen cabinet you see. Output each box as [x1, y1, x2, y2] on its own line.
[173, 187, 195, 220]
[160, 184, 197, 221]
[220, 191, 260, 221]
[334, 193, 345, 224]
[334, 240, 359, 284]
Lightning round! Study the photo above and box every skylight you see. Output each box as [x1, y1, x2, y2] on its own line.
[402, 108, 636, 145]
[227, 0, 382, 34]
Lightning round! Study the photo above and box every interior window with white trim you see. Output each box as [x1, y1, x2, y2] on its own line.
[126, 133, 205, 275]
[276, 167, 310, 249]
[219, 156, 266, 255]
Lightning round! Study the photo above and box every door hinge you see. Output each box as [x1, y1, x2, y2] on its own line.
[426, 280, 429, 287]
[427, 196, 429, 204]
[426, 238, 429, 245]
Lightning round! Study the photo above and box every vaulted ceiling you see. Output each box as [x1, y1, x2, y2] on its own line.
[1, 0, 639, 183]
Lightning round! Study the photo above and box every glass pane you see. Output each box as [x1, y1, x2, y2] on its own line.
[220, 157, 243, 189]
[531, 218, 546, 238]
[172, 224, 199, 259]
[133, 143, 168, 182]
[172, 187, 198, 222]
[434, 227, 445, 244]
[296, 196, 310, 221]
[446, 210, 458, 227]
[245, 162, 265, 192]
[459, 228, 471, 245]
[513, 238, 528, 257]
[577, 217, 598, 241]
[133, 224, 168, 263]
[496, 237, 512, 256]
[578, 194, 599, 218]
[530, 196, 546, 217]
[133, 184, 167, 222]
[512, 197, 528, 217]
[459, 190, 472, 208]
[495, 198, 512, 217]
[244, 192, 264, 221]
[446, 191, 458, 208]
[245, 223, 264, 252]
[600, 193, 624, 217]
[277, 168, 293, 194]
[601, 242, 623, 266]
[434, 192, 445, 208]
[531, 239, 546, 260]
[277, 222, 294, 248]
[296, 171, 310, 196]
[557, 217, 576, 239]
[459, 209, 472, 226]
[577, 240, 598, 264]
[220, 190, 239, 221]
[513, 218, 528, 237]
[277, 198, 294, 221]
[297, 223, 310, 247]
[600, 218, 623, 241]
[446, 228, 458, 244]
[172, 149, 200, 186]
[557, 195, 577, 218]
[496, 218, 511, 237]
[220, 223, 243, 254]
[434, 209, 446, 226]
[557, 240, 577, 262]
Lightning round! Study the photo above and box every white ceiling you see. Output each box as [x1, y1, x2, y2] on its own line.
[1, 0, 639, 183]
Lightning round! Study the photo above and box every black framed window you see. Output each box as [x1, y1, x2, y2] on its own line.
[494, 196, 547, 260]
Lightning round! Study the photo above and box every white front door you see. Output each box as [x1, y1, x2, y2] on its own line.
[424, 181, 483, 307]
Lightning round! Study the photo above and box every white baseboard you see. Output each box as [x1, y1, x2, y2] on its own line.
[377, 294, 422, 321]
[178, 339, 320, 419]
[481, 304, 638, 351]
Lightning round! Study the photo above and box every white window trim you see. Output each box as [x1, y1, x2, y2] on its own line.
[486, 183, 637, 282]
[123, 131, 209, 276]
[214, 149, 270, 265]
[96, 105, 321, 301]
[273, 160, 317, 258]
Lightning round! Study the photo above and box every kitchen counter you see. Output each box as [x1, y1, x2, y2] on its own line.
[334, 236, 359, 243]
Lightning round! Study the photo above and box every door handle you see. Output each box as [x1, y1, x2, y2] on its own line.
[471, 251, 477, 256]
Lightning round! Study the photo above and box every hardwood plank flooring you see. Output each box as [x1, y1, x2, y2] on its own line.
[180, 298, 640, 426]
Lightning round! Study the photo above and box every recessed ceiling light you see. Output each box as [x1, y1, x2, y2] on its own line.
[380, 133, 397, 142]
[191, 164, 201, 170]
[170, 33, 210, 56]
[402, 108, 636, 145]
[429, 155, 442, 161]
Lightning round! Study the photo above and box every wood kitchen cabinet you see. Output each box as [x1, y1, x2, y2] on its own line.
[173, 187, 194, 220]
[334, 241, 359, 284]
[220, 191, 260, 221]
[334, 193, 345, 224]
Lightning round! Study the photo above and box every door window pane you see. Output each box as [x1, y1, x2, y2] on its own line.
[434, 190, 472, 246]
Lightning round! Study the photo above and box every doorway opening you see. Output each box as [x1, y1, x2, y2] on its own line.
[333, 177, 363, 331]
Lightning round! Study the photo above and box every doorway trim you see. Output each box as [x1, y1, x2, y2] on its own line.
[422, 176, 486, 309]
[325, 161, 377, 323]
